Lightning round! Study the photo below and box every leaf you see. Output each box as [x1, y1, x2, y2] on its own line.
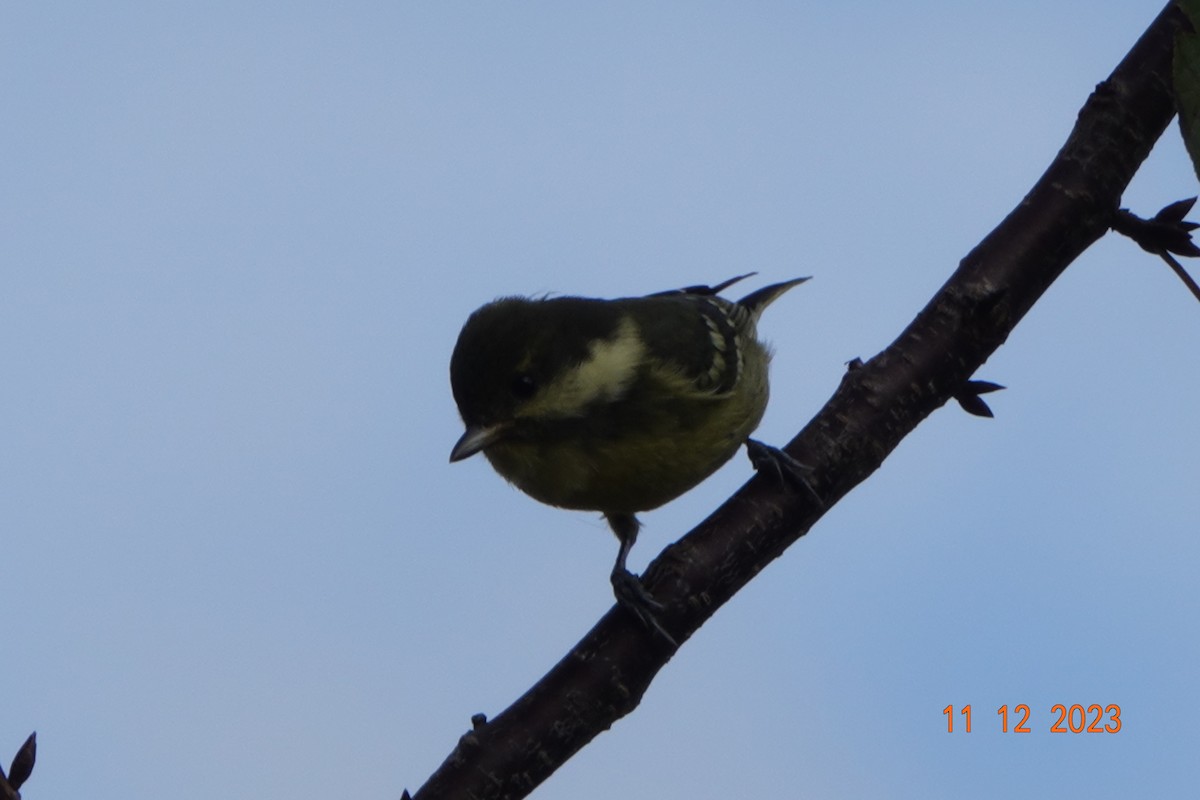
[1111, 201, 1200, 257]
[1153, 196, 1198, 223]
[954, 380, 1005, 418]
[6, 733, 35, 791]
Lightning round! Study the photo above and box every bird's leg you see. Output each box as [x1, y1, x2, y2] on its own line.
[605, 512, 677, 646]
[746, 438, 823, 506]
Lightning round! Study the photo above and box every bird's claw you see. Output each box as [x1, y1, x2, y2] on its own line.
[746, 438, 823, 506]
[611, 568, 677, 647]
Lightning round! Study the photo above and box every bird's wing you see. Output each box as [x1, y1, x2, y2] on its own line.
[633, 295, 747, 398]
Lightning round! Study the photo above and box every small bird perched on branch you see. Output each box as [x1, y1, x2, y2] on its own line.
[449, 274, 808, 642]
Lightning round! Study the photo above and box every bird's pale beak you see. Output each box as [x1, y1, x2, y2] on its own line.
[449, 423, 507, 462]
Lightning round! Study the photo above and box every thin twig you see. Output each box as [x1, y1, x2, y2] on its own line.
[1158, 249, 1200, 301]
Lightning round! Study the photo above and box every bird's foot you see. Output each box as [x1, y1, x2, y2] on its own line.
[746, 438, 823, 506]
[611, 568, 677, 647]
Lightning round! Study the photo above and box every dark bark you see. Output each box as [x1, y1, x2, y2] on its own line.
[410, 4, 1188, 798]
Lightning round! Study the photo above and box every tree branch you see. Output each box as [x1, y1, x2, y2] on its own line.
[410, 3, 1188, 798]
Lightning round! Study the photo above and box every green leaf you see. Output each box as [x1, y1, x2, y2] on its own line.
[1175, 0, 1200, 181]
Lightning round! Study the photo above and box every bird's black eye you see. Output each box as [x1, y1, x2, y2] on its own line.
[511, 373, 537, 399]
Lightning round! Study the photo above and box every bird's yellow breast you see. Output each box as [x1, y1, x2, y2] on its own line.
[483, 341, 771, 514]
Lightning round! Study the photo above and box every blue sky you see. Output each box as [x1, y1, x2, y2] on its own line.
[2, 3, 1197, 798]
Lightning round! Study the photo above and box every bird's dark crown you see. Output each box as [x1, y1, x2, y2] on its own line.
[449, 296, 620, 426]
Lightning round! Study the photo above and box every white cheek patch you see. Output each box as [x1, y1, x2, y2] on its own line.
[526, 317, 644, 418]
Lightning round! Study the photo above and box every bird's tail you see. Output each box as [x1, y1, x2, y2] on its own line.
[738, 276, 810, 318]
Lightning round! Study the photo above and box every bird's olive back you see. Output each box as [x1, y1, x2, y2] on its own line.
[449, 297, 621, 426]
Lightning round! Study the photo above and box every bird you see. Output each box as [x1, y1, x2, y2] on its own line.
[448, 273, 808, 642]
